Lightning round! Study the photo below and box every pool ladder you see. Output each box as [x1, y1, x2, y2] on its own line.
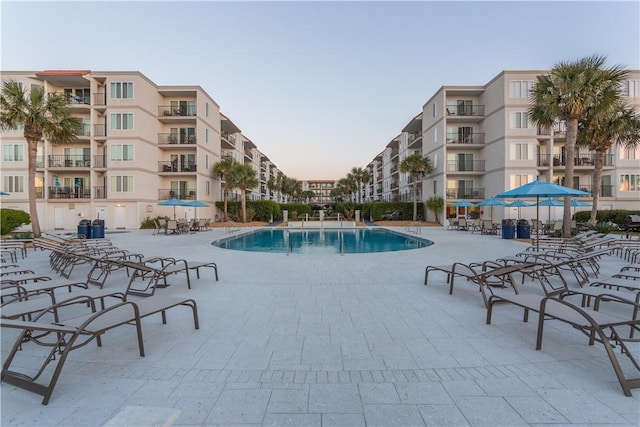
[405, 221, 422, 235]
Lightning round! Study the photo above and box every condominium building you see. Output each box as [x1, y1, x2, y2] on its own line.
[368, 69, 640, 223]
[0, 70, 281, 231]
[301, 180, 336, 205]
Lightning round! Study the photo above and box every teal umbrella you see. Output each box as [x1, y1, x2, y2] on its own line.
[497, 180, 589, 250]
[0, 191, 9, 195]
[158, 198, 190, 220]
[184, 200, 209, 219]
[451, 200, 476, 218]
[538, 198, 563, 223]
[476, 198, 506, 221]
[570, 199, 592, 218]
[506, 200, 534, 220]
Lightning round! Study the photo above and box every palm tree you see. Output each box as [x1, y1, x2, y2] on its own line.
[227, 163, 259, 223]
[400, 153, 433, 221]
[0, 80, 82, 237]
[282, 177, 302, 202]
[577, 101, 640, 225]
[274, 171, 284, 203]
[212, 157, 235, 222]
[349, 167, 371, 203]
[301, 190, 316, 204]
[529, 54, 627, 237]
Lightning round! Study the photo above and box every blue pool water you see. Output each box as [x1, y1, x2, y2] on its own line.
[212, 228, 433, 254]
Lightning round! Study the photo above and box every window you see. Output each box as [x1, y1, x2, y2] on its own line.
[3, 144, 24, 161]
[205, 154, 209, 169]
[620, 80, 640, 98]
[512, 174, 530, 188]
[510, 111, 531, 129]
[110, 175, 134, 192]
[432, 102, 436, 118]
[620, 146, 639, 160]
[206, 180, 210, 196]
[514, 143, 529, 160]
[110, 144, 134, 161]
[434, 128, 438, 143]
[205, 102, 210, 117]
[110, 113, 134, 130]
[433, 180, 437, 194]
[110, 82, 134, 99]
[3, 176, 24, 192]
[509, 80, 534, 98]
[619, 174, 640, 191]
[205, 128, 209, 143]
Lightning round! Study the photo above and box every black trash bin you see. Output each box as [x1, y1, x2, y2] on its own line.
[91, 219, 105, 239]
[501, 219, 515, 239]
[516, 219, 531, 239]
[77, 219, 92, 239]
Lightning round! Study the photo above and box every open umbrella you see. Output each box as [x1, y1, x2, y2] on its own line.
[506, 200, 534, 220]
[476, 198, 506, 222]
[451, 200, 477, 219]
[158, 198, 190, 220]
[496, 179, 589, 250]
[538, 198, 563, 224]
[184, 200, 209, 219]
[570, 199, 592, 218]
[0, 191, 9, 195]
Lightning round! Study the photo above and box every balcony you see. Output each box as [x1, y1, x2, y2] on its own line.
[93, 155, 106, 168]
[446, 133, 485, 145]
[48, 155, 91, 168]
[94, 123, 107, 138]
[158, 133, 197, 145]
[93, 186, 106, 199]
[537, 154, 552, 167]
[158, 161, 197, 173]
[537, 123, 567, 137]
[48, 186, 91, 199]
[446, 160, 485, 172]
[93, 93, 106, 108]
[221, 132, 236, 148]
[407, 133, 422, 148]
[446, 105, 485, 117]
[158, 189, 197, 200]
[158, 106, 196, 118]
[77, 123, 91, 140]
[551, 154, 613, 167]
[446, 188, 485, 199]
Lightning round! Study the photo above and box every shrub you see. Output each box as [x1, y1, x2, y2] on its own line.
[362, 202, 422, 221]
[0, 208, 31, 236]
[574, 209, 640, 224]
[140, 216, 168, 229]
[425, 196, 444, 223]
[591, 221, 618, 234]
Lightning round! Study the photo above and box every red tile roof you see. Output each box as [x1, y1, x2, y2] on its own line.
[35, 70, 91, 76]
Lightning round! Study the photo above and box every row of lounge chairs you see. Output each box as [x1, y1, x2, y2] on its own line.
[1, 233, 217, 405]
[424, 231, 640, 396]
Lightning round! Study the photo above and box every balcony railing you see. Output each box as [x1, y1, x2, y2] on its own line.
[158, 106, 196, 117]
[551, 154, 614, 167]
[221, 132, 236, 146]
[158, 133, 197, 145]
[93, 93, 106, 106]
[537, 122, 567, 136]
[93, 186, 106, 199]
[158, 189, 197, 200]
[93, 155, 106, 168]
[537, 154, 552, 166]
[446, 160, 485, 172]
[48, 155, 91, 167]
[446, 188, 485, 199]
[48, 186, 91, 199]
[78, 123, 91, 137]
[446, 105, 485, 116]
[158, 161, 197, 173]
[64, 94, 90, 105]
[94, 124, 107, 137]
[446, 133, 485, 144]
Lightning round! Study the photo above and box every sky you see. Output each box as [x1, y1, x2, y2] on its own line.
[1, 1, 639, 180]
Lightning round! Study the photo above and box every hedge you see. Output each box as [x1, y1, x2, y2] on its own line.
[573, 209, 640, 224]
[0, 208, 31, 236]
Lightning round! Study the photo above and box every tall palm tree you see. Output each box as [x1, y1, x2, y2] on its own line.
[577, 101, 640, 225]
[350, 167, 371, 203]
[400, 153, 432, 221]
[0, 80, 81, 237]
[227, 163, 259, 223]
[281, 177, 302, 202]
[274, 171, 284, 203]
[212, 157, 235, 222]
[529, 54, 627, 237]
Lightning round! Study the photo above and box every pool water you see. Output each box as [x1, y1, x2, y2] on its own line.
[212, 228, 433, 254]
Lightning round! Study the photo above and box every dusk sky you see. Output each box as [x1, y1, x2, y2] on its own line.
[2, 1, 639, 180]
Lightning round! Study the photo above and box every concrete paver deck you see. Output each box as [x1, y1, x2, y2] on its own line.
[1, 226, 639, 426]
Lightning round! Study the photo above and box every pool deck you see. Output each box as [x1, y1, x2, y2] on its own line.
[2, 226, 639, 426]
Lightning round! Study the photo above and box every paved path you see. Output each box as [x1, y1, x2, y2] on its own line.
[2, 227, 639, 426]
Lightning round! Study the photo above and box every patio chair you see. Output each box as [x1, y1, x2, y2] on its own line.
[1, 293, 199, 405]
[457, 218, 469, 231]
[470, 218, 482, 233]
[166, 220, 179, 235]
[481, 220, 499, 235]
[446, 218, 457, 230]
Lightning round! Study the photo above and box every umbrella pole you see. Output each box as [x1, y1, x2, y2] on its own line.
[536, 196, 540, 251]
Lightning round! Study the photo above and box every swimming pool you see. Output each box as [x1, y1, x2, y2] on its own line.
[212, 228, 434, 254]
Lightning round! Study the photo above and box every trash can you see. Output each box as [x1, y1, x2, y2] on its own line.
[517, 219, 531, 239]
[91, 219, 105, 239]
[77, 219, 92, 239]
[501, 219, 515, 239]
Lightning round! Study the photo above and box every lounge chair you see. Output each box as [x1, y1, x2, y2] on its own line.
[1, 294, 199, 405]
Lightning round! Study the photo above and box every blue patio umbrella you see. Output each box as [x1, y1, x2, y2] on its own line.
[158, 197, 191, 220]
[184, 200, 209, 219]
[476, 197, 506, 221]
[451, 200, 476, 218]
[497, 180, 589, 250]
[0, 191, 9, 195]
[506, 200, 534, 220]
[538, 198, 563, 223]
[570, 199, 592, 217]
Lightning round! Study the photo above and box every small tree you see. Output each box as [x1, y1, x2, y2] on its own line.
[400, 154, 433, 221]
[425, 196, 444, 223]
[227, 163, 259, 223]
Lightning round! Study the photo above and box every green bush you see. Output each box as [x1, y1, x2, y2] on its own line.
[0, 208, 31, 236]
[140, 216, 168, 229]
[361, 202, 422, 221]
[591, 221, 618, 234]
[574, 209, 640, 224]
[249, 200, 281, 222]
[279, 203, 311, 221]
